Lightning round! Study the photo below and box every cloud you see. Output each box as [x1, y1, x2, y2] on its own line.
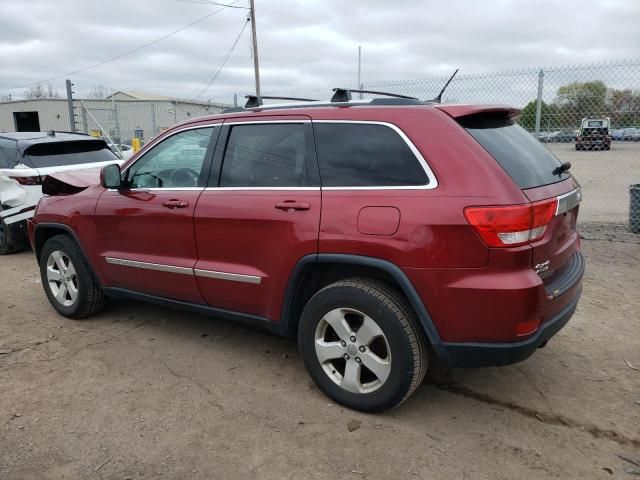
[0, 0, 638, 103]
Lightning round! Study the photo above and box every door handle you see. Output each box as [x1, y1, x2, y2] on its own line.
[162, 199, 189, 209]
[275, 201, 311, 212]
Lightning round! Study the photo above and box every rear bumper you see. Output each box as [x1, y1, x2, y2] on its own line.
[443, 286, 581, 367]
[576, 139, 610, 147]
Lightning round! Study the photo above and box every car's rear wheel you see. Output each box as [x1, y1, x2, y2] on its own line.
[39, 235, 106, 319]
[298, 278, 427, 412]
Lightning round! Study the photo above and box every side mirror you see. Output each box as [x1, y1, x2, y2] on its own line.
[101, 163, 122, 189]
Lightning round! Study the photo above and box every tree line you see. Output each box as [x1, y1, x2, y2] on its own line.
[519, 81, 640, 131]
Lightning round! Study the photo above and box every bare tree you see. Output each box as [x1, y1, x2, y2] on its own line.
[24, 83, 60, 99]
[87, 85, 111, 99]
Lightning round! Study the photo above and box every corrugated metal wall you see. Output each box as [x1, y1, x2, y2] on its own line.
[0, 99, 227, 144]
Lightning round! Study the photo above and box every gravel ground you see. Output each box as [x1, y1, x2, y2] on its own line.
[1, 239, 639, 480]
[548, 142, 640, 228]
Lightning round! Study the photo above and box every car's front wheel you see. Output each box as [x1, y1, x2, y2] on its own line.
[39, 235, 106, 319]
[299, 278, 428, 412]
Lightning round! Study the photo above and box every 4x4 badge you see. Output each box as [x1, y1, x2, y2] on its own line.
[535, 260, 552, 277]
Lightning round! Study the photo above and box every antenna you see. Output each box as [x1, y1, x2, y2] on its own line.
[431, 69, 459, 103]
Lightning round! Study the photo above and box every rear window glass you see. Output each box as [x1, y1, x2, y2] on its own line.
[24, 140, 117, 168]
[0, 145, 9, 169]
[581, 127, 608, 136]
[459, 115, 570, 189]
[314, 123, 428, 187]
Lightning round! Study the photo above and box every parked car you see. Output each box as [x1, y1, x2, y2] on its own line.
[554, 130, 577, 143]
[28, 97, 584, 412]
[0, 131, 121, 254]
[537, 131, 556, 142]
[621, 127, 640, 142]
[575, 117, 611, 150]
[611, 129, 625, 141]
[541, 130, 576, 143]
[107, 143, 134, 160]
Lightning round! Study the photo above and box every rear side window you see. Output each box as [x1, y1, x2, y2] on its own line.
[0, 139, 20, 168]
[314, 123, 428, 187]
[220, 123, 311, 187]
[459, 115, 570, 189]
[24, 140, 118, 168]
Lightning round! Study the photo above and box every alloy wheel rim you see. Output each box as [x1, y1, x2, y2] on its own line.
[46, 251, 78, 307]
[314, 307, 391, 394]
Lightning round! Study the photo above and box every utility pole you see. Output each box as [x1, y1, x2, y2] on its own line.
[65, 79, 76, 133]
[249, 0, 261, 97]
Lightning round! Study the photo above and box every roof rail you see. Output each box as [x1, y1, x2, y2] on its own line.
[330, 88, 417, 103]
[244, 95, 319, 108]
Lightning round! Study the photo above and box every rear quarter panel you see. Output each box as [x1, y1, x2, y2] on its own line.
[314, 107, 528, 268]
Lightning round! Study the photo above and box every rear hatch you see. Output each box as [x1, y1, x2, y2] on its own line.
[22, 139, 118, 177]
[456, 111, 581, 289]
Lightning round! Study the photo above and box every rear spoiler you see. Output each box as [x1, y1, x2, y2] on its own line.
[434, 104, 521, 119]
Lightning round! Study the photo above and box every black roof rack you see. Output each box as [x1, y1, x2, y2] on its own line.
[244, 95, 319, 108]
[331, 88, 417, 102]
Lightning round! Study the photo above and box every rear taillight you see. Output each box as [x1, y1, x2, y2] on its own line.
[464, 198, 558, 247]
[10, 175, 42, 185]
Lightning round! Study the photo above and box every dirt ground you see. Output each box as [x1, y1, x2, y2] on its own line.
[1, 239, 639, 480]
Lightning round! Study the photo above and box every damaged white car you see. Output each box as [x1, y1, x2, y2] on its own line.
[0, 131, 121, 254]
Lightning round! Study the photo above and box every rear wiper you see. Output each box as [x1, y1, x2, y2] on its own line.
[553, 162, 571, 176]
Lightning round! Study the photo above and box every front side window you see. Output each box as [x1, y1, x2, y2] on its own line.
[314, 123, 429, 187]
[125, 127, 215, 188]
[219, 123, 310, 187]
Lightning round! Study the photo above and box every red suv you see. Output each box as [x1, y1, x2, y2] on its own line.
[28, 94, 584, 412]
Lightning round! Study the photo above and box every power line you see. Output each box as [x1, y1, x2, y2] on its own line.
[190, 17, 250, 100]
[3, 3, 239, 92]
[178, 0, 249, 9]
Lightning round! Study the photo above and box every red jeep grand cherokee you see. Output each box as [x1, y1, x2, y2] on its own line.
[28, 94, 584, 412]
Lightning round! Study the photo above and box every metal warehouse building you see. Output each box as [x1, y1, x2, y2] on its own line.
[0, 92, 228, 144]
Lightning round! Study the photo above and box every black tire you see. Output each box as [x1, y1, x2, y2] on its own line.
[0, 218, 27, 255]
[298, 278, 428, 412]
[39, 234, 106, 319]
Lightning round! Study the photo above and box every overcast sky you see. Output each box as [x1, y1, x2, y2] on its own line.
[1, 0, 639, 102]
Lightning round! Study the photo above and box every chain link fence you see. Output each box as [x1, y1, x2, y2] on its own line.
[88, 60, 640, 239]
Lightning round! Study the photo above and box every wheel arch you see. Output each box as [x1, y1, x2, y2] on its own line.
[280, 254, 450, 365]
[33, 223, 101, 283]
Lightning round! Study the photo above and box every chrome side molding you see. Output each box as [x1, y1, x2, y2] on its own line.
[105, 257, 262, 285]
